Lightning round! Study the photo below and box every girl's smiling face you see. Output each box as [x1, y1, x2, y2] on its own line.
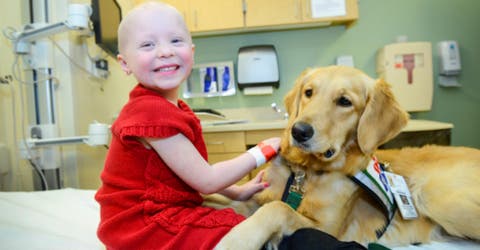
[117, 4, 194, 101]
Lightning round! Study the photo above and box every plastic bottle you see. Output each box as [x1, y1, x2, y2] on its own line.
[203, 67, 212, 93]
[222, 66, 230, 91]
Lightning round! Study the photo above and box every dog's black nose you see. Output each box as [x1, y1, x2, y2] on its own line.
[291, 122, 314, 143]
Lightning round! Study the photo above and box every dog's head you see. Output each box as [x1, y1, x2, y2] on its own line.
[280, 66, 409, 173]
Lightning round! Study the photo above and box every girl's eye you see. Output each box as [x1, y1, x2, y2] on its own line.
[140, 42, 154, 48]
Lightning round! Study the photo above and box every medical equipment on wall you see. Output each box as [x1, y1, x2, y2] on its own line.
[4, 1, 108, 190]
[376, 42, 433, 112]
[437, 40, 462, 87]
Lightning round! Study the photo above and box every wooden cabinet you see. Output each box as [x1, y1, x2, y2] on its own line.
[203, 128, 284, 184]
[244, 0, 358, 29]
[301, 0, 359, 25]
[203, 129, 284, 164]
[189, 0, 244, 32]
[160, 0, 190, 26]
[380, 129, 451, 149]
[245, 0, 301, 28]
[203, 131, 246, 163]
[125, 0, 358, 36]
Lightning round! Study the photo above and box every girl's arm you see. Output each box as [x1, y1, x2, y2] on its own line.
[145, 134, 279, 195]
[218, 170, 267, 201]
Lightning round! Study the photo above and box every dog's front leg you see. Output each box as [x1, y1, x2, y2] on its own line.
[215, 201, 314, 250]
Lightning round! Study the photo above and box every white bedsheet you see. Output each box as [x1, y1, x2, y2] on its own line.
[0, 188, 103, 250]
[0, 188, 478, 250]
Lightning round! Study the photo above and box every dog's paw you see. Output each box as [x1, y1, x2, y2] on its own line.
[215, 226, 270, 250]
[214, 234, 257, 250]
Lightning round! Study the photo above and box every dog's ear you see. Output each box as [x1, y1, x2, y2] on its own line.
[357, 79, 409, 155]
[284, 68, 314, 118]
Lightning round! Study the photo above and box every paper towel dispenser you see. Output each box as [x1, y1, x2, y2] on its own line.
[237, 45, 279, 89]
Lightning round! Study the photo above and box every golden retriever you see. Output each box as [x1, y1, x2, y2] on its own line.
[214, 66, 480, 249]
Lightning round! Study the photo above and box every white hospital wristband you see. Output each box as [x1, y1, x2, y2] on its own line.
[247, 146, 266, 168]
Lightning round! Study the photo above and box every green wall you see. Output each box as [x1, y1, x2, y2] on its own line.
[186, 0, 480, 148]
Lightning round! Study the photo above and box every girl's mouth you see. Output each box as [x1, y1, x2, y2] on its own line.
[154, 65, 179, 73]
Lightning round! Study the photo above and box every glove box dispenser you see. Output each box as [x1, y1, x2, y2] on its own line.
[183, 61, 236, 98]
[237, 45, 279, 90]
[376, 42, 433, 112]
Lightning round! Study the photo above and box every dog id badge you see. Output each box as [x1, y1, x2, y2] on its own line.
[384, 172, 418, 220]
[285, 170, 305, 210]
[285, 191, 303, 210]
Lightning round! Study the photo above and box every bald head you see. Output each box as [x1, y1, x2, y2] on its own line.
[117, 1, 191, 55]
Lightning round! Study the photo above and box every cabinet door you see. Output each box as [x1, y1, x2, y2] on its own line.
[160, 0, 191, 28]
[301, 0, 358, 24]
[245, 0, 302, 28]
[119, 0, 192, 28]
[189, 0, 244, 32]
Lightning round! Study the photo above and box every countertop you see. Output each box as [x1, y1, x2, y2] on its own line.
[198, 108, 453, 133]
[201, 117, 453, 133]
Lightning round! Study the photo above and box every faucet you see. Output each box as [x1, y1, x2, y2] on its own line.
[271, 103, 289, 120]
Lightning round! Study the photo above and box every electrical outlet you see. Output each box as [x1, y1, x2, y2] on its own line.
[0, 75, 13, 84]
[93, 59, 109, 79]
[95, 59, 108, 71]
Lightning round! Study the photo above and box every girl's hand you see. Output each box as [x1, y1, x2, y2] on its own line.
[231, 170, 269, 201]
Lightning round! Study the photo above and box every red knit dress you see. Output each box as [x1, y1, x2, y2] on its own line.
[95, 84, 245, 250]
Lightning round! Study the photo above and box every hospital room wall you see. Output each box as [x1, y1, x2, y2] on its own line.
[1, 0, 479, 190]
[79, 0, 480, 189]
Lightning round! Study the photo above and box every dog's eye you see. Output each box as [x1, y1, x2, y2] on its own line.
[304, 89, 313, 98]
[337, 96, 352, 107]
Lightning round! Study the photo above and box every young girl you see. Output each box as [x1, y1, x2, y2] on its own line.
[95, 2, 281, 249]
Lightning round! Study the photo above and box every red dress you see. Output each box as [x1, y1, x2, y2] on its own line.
[95, 84, 244, 250]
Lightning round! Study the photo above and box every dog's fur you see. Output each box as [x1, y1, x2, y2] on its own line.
[214, 66, 480, 249]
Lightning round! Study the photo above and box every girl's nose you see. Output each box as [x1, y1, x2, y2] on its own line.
[156, 45, 174, 58]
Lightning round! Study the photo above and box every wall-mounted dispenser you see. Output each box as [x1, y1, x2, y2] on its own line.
[376, 42, 433, 112]
[183, 61, 236, 98]
[437, 40, 462, 87]
[237, 45, 279, 95]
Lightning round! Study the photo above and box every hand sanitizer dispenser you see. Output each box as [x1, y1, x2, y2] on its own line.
[437, 40, 462, 87]
[438, 41, 461, 76]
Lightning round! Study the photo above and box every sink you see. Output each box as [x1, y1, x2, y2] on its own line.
[195, 107, 288, 127]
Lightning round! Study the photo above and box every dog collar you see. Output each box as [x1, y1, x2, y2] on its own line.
[350, 157, 397, 238]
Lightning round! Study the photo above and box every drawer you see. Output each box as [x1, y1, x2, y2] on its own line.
[245, 129, 284, 146]
[203, 131, 246, 153]
[207, 152, 243, 164]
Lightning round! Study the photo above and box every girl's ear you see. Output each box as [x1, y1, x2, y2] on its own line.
[117, 54, 131, 75]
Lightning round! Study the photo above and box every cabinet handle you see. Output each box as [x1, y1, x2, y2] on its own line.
[206, 141, 225, 145]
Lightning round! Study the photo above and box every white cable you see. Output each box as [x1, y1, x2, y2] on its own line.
[6, 76, 24, 190]
[11, 55, 49, 190]
[11, 54, 60, 87]
[50, 37, 96, 77]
